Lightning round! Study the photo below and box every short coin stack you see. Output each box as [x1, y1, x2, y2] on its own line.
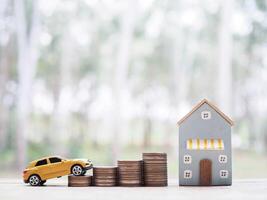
[93, 166, 118, 186]
[118, 160, 143, 186]
[143, 153, 168, 186]
[68, 175, 92, 187]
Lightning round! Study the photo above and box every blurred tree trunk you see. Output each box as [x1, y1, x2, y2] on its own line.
[0, 48, 9, 151]
[217, 0, 233, 114]
[51, 31, 74, 157]
[169, 17, 189, 149]
[0, 0, 10, 151]
[170, 37, 185, 106]
[111, 0, 137, 163]
[244, 96, 255, 148]
[143, 102, 152, 148]
[168, 2, 187, 109]
[14, 0, 40, 170]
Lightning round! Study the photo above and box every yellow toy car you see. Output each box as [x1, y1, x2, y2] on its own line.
[23, 156, 93, 186]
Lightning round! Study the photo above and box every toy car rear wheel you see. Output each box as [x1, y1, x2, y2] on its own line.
[29, 175, 41, 186]
[71, 165, 83, 176]
[81, 170, 86, 175]
[40, 180, 46, 186]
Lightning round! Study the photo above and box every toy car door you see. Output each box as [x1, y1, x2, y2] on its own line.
[34, 159, 50, 178]
[47, 157, 66, 178]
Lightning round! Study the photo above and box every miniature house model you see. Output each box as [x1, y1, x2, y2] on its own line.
[178, 99, 234, 186]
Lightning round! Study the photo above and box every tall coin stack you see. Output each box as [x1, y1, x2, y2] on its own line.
[68, 175, 92, 187]
[142, 153, 168, 186]
[118, 160, 143, 187]
[93, 166, 117, 186]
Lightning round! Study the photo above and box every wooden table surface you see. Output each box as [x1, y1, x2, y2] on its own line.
[0, 178, 266, 200]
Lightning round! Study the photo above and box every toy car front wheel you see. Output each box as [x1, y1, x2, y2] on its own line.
[28, 175, 41, 186]
[71, 165, 83, 176]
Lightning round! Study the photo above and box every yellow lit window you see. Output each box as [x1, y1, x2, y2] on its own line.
[186, 138, 224, 150]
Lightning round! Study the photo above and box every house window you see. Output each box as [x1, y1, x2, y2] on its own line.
[184, 155, 192, 164]
[201, 111, 211, 120]
[220, 170, 228, 178]
[218, 155, 227, 163]
[186, 138, 224, 150]
[184, 170, 192, 179]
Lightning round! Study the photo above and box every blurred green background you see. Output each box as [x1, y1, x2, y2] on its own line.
[0, 0, 267, 179]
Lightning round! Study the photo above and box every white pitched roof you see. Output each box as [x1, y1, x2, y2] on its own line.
[177, 99, 234, 126]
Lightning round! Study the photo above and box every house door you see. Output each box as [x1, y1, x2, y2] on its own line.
[199, 159, 212, 186]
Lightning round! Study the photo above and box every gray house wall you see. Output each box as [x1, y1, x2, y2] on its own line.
[179, 103, 232, 186]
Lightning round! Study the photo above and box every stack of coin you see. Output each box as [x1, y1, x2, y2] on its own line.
[93, 166, 117, 186]
[68, 175, 92, 187]
[142, 153, 168, 186]
[118, 160, 143, 187]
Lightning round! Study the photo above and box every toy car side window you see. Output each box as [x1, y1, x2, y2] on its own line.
[49, 157, 62, 163]
[35, 159, 47, 166]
